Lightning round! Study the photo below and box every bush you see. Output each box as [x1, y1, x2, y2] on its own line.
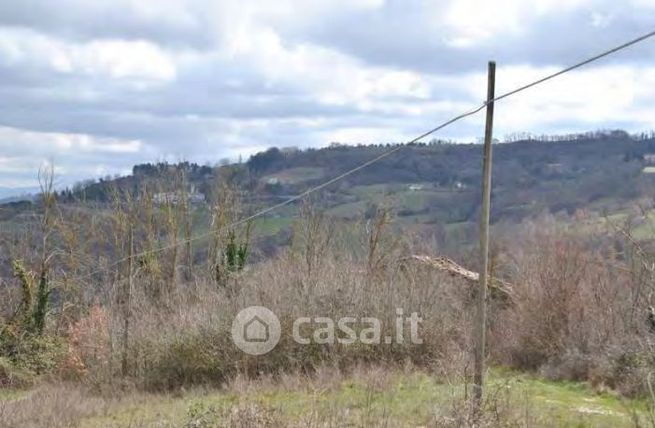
[8, 335, 67, 375]
[0, 328, 66, 386]
[0, 356, 34, 388]
[86, 231, 470, 391]
[136, 328, 233, 390]
[60, 305, 111, 383]
[491, 225, 655, 396]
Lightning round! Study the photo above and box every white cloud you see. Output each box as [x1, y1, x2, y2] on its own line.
[77, 40, 177, 81]
[442, 0, 596, 46]
[0, 28, 177, 82]
[488, 65, 648, 132]
[0, 127, 152, 186]
[0, 0, 654, 186]
[0, 126, 144, 154]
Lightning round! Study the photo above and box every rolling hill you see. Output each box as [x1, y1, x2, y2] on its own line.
[3, 129, 655, 248]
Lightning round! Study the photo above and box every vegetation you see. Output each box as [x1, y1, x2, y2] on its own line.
[3, 130, 648, 226]
[4, 130, 655, 425]
[2, 367, 651, 427]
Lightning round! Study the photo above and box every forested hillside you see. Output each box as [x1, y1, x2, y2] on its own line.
[10, 129, 653, 226]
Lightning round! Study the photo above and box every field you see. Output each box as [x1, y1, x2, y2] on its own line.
[2, 368, 651, 427]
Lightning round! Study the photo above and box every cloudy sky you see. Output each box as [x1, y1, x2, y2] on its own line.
[1, 0, 655, 188]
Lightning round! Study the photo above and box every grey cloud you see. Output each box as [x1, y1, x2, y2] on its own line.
[1, 0, 654, 188]
[0, 0, 215, 49]
[0, 41, 464, 149]
[279, 0, 655, 73]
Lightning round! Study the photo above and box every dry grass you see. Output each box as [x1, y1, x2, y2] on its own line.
[0, 384, 113, 428]
[1, 365, 648, 427]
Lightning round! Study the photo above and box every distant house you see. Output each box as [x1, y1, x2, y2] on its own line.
[408, 184, 424, 191]
[152, 185, 205, 206]
[152, 192, 172, 205]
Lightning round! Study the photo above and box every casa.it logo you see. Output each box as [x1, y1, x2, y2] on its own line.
[231, 306, 423, 355]
[231, 306, 281, 355]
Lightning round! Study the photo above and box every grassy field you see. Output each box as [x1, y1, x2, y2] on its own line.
[571, 207, 655, 241]
[325, 183, 466, 220]
[251, 216, 295, 236]
[2, 368, 649, 427]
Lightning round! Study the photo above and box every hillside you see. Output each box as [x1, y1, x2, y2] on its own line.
[4, 130, 655, 235]
[2, 129, 655, 266]
[244, 130, 655, 223]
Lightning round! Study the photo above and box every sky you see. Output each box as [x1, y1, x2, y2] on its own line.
[1, 0, 655, 188]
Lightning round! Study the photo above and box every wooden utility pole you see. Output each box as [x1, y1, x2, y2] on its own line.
[473, 61, 496, 411]
[121, 227, 133, 377]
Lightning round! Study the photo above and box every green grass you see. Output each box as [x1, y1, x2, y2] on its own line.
[569, 208, 655, 241]
[74, 369, 650, 427]
[251, 216, 294, 236]
[348, 183, 391, 198]
[396, 190, 436, 211]
[79, 392, 237, 428]
[397, 213, 434, 224]
[491, 369, 646, 427]
[337, 183, 460, 217]
[326, 200, 368, 218]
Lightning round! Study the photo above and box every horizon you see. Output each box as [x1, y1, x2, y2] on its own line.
[0, 126, 648, 199]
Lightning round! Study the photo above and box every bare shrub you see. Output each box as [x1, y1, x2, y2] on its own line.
[60, 304, 112, 383]
[492, 221, 655, 395]
[76, 209, 472, 390]
[9, 166, 655, 403]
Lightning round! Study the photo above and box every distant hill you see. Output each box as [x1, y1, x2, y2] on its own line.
[0, 186, 38, 203]
[243, 130, 655, 223]
[4, 130, 655, 235]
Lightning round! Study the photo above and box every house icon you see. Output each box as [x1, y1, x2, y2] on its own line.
[243, 315, 270, 343]
[232, 306, 281, 355]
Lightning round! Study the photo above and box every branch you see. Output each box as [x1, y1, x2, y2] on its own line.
[408, 254, 515, 301]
